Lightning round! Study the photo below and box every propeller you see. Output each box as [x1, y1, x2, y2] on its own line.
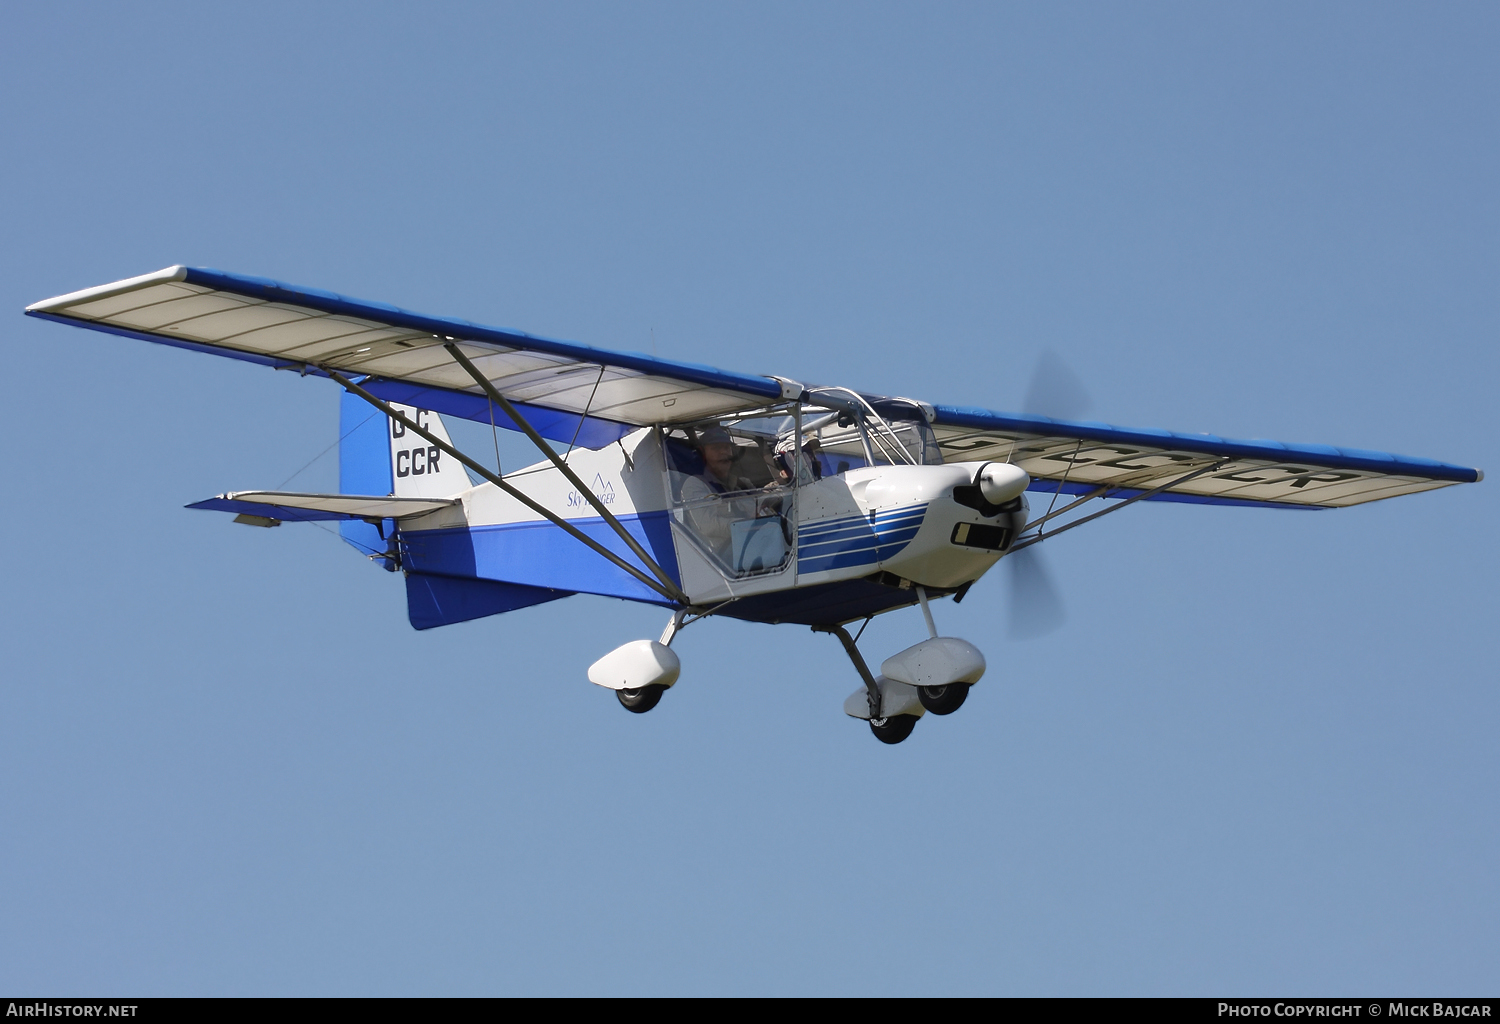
[1004, 350, 1095, 639]
[1022, 349, 1095, 422]
[1006, 545, 1065, 640]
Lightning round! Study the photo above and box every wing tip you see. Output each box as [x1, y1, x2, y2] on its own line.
[25, 265, 188, 313]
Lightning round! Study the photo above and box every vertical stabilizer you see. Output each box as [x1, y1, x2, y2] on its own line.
[339, 392, 392, 562]
[337, 392, 469, 564]
[387, 403, 469, 498]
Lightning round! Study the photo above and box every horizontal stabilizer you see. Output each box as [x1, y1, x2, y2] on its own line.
[187, 490, 458, 523]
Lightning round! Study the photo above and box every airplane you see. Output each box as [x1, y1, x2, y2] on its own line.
[25, 266, 1483, 744]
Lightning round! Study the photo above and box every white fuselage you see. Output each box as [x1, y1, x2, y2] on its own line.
[396, 427, 1026, 607]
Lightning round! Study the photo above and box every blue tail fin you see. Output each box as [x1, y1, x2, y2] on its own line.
[339, 391, 395, 563]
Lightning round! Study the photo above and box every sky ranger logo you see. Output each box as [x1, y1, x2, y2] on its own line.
[566, 474, 616, 509]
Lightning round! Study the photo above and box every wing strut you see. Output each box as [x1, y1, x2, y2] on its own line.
[440, 341, 687, 603]
[324, 367, 690, 606]
[1021, 455, 1238, 536]
[1009, 460, 1228, 554]
[1023, 483, 1111, 535]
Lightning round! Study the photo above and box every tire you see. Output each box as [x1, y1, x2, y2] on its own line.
[617, 685, 666, 714]
[918, 683, 970, 716]
[868, 714, 919, 744]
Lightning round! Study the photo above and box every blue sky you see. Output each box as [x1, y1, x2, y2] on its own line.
[2, 2, 1495, 995]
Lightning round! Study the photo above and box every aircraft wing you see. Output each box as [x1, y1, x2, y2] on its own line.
[28, 266, 1481, 507]
[187, 491, 458, 523]
[26, 266, 791, 449]
[921, 406, 1481, 508]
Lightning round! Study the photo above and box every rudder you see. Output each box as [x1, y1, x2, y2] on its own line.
[338, 391, 470, 563]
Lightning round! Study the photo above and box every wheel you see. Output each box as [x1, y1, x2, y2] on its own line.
[918, 683, 970, 716]
[868, 714, 919, 744]
[616, 685, 666, 714]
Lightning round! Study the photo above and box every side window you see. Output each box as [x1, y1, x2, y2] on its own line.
[663, 435, 705, 501]
[664, 423, 793, 578]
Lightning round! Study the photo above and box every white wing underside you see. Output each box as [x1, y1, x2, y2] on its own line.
[926, 425, 1462, 508]
[27, 266, 780, 427]
[28, 266, 1481, 510]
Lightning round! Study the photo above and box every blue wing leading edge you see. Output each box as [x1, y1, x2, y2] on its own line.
[26, 265, 1478, 509]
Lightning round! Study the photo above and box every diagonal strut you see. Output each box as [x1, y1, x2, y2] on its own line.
[440, 341, 686, 601]
[1008, 460, 1228, 555]
[322, 366, 689, 605]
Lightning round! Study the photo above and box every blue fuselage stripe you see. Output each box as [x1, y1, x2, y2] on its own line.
[401, 511, 680, 605]
[796, 503, 927, 573]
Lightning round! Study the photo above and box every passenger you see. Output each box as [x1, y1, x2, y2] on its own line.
[774, 435, 822, 486]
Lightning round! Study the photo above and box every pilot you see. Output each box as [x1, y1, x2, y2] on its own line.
[680, 426, 758, 559]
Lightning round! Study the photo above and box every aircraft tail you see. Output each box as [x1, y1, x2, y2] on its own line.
[338, 391, 469, 562]
[334, 390, 574, 627]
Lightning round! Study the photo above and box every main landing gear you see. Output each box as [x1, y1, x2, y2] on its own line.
[589, 592, 984, 742]
[588, 610, 688, 714]
[819, 585, 986, 745]
[616, 685, 666, 713]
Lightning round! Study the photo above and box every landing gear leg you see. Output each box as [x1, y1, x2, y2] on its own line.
[659, 607, 687, 646]
[814, 623, 919, 745]
[908, 586, 975, 715]
[815, 623, 882, 720]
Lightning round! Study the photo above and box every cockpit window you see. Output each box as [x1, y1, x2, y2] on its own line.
[663, 422, 793, 577]
[661, 408, 940, 579]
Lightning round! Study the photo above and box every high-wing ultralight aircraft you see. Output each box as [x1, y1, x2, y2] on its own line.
[26, 267, 1483, 743]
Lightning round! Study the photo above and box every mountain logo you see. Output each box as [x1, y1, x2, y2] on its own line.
[566, 474, 617, 509]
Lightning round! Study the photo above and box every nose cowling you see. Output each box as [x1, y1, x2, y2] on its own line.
[978, 462, 1030, 505]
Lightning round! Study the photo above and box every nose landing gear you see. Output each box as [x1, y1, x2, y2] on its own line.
[917, 683, 970, 716]
[819, 585, 986, 744]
